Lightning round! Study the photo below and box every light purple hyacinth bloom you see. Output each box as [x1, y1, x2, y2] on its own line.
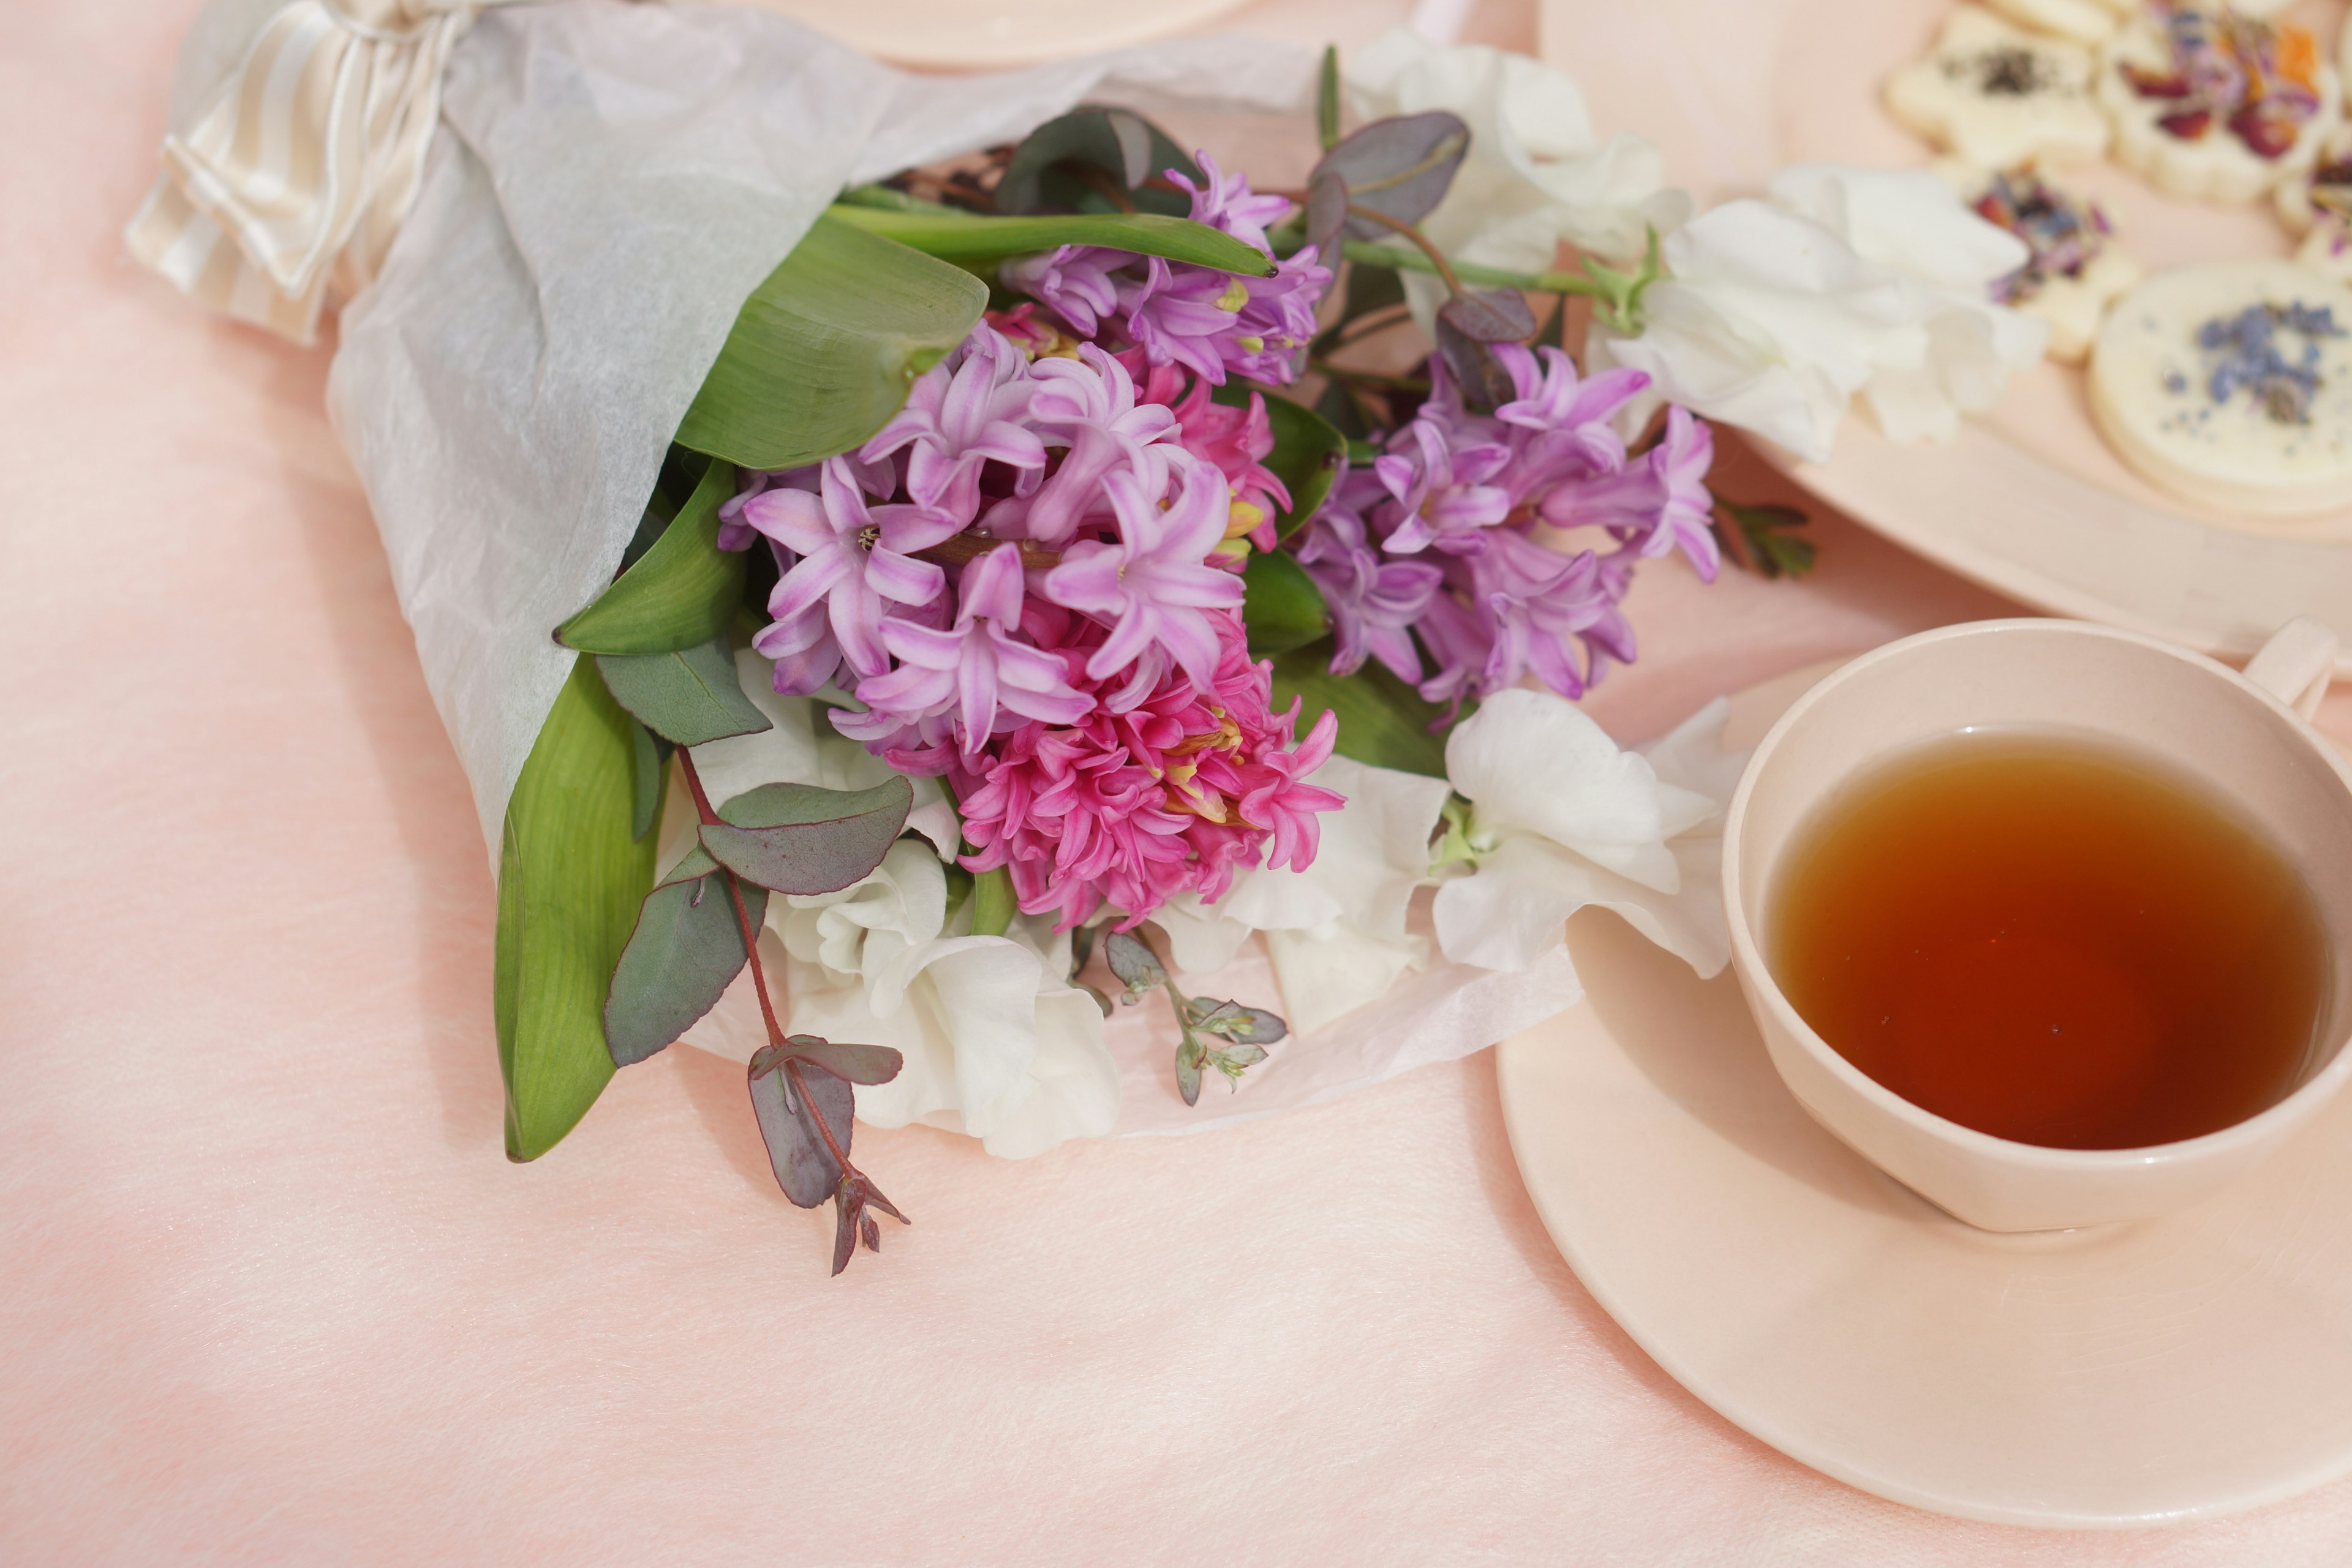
[1294, 497, 1444, 684]
[859, 327, 1048, 522]
[740, 455, 961, 680]
[1042, 457, 1242, 693]
[1327, 345, 1716, 706]
[999, 151, 1332, 388]
[845, 544, 1091, 755]
[987, 345, 1179, 545]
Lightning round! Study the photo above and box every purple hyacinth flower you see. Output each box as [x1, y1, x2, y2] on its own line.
[1375, 417, 1515, 555]
[850, 545, 1092, 756]
[742, 456, 960, 679]
[1540, 405, 1720, 582]
[1042, 457, 1242, 693]
[859, 328, 1047, 523]
[1295, 503, 1444, 684]
[1492, 345, 1650, 488]
[1000, 246, 1125, 336]
[1166, 150, 1294, 253]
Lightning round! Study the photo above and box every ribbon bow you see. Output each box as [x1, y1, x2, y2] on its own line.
[125, 0, 514, 342]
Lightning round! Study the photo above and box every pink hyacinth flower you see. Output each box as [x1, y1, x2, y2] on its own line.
[996, 345, 1181, 545]
[859, 328, 1048, 523]
[852, 545, 1093, 756]
[742, 456, 960, 679]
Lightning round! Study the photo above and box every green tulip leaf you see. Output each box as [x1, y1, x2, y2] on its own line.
[1268, 640, 1463, 779]
[676, 214, 988, 472]
[557, 456, 745, 656]
[494, 656, 660, 1161]
[1242, 546, 1330, 660]
[830, 205, 1274, 279]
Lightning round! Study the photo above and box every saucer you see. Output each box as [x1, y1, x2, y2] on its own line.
[1496, 663, 2352, 1527]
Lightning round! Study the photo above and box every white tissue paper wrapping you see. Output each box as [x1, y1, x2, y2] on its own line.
[163, 0, 1744, 1150]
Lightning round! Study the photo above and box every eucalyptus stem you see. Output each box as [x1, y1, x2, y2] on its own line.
[1341, 237, 1602, 300]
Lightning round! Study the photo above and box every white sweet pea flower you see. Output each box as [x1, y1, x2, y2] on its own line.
[1434, 689, 1740, 977]
[780, 866, 1118, 1159]
[685, 647, 960, 859]
[1600, 166, 2045, 462]
[1151, 754, 1452, 1036]
[1346, 29, 1689, 337]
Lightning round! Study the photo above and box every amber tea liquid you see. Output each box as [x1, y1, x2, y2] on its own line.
[1771, 731, 2331, 1150]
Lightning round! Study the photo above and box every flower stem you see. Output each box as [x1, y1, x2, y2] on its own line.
[1340, 237, 1604, 300]
[913, 533, 1064, 571]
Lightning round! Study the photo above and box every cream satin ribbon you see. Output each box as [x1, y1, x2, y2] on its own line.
[125, 0, 521, 343]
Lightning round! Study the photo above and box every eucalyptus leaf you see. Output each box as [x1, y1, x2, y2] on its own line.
[1439, 288, 1536, 344]
[1174, 1034, 1205, 1107]
[995, 106, 1200, 216]
[494, 657, 660, 1161]
[603, 846, 769, 1068]
[1210, 386, 1346, 541]
[627, 720, 670, 842]
[1212, 1042, 1270, 1080]
[1104, 930, 1166, 994]
[1242, 546, 1330, 659]
[1269, 640, 1461, 778]
[771, 1034, 905, 1087]
[1435, 314, 1520, 415]
[594, 636, 773, 748]
[701, 776, 914, 895]
[557, 456, 745, 656]
[1304, 170, 1347, 267]
[1186, 998, 1289, 1046]
[676, 214, 987, 472]
[748, 1050, 855, 1208]
[1310, 111, 1470, 241]
[829, 204, 1273, 279]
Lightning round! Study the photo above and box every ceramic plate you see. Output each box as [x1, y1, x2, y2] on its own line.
[1496, 662, 2352, 1526]
[738, 0, 1254, 69]
[1552, 0, 2352, 670]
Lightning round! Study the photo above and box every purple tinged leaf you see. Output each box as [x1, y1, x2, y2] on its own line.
[699, 775, 913, 895]
[1435, 314, 1520, 415]
[748, 1053, 854, 1208]
[604, 847, 767, 1068]
[1104, 930, 1166, 993]
[861, 1212, 881, 1254]
[1305, 169, 1348, 263]
[762, 1034, 903, 1087]
[1438, 288, 1536, 344]
[832, 1182, 861, 1275]
[1309, 111, 1471, 241]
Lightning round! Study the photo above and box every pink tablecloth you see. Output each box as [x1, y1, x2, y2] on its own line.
[11, 2, 2352, 1561]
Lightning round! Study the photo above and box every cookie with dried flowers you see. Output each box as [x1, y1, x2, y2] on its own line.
[1986, 0, 2134, 49]
[1942, 160, 2141, 363]
[2098, 2, 2338, 203]
[1888, 7, 2111, 167]
[2276, 124, 2352, 235]
[2090, 260, 2352, 516]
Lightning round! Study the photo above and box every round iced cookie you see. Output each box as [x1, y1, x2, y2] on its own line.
[1986, 0, 2133, 47]
[2099, 6, 2337, 203]
[1887, 7, 2109, 168]
[2090, 260, 2352, 517]
[2296, 224, 2352, 285]
[1942, 160, 2142, 363]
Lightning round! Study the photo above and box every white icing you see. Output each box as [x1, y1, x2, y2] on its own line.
[2097, 10, 2339, 203]
[1887, 7, 2110, 167]
[2089, 259, 2352, 516]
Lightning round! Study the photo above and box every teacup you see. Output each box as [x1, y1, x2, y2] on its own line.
[1722, 618, 2352, 1232]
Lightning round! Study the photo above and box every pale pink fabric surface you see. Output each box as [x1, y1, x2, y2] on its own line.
[12, 2, 2352, 1562]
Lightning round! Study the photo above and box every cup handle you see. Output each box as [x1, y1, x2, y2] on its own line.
[2244, 618, 2339, 720]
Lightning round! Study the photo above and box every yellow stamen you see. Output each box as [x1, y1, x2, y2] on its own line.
[1214, 279, 1250, 312]
[1223, 499, 1267, 541]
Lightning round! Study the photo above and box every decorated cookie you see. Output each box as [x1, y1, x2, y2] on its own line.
[1946, 162, 2141, 362]
[1888, 7, 2110, 168]
[2098, 3, 2337, 203]
[2090, 260, 2352, 516]
[1986, 0, 2134, 48]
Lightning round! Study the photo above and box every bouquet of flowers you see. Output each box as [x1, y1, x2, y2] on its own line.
[132, 4, 2051, 1273]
